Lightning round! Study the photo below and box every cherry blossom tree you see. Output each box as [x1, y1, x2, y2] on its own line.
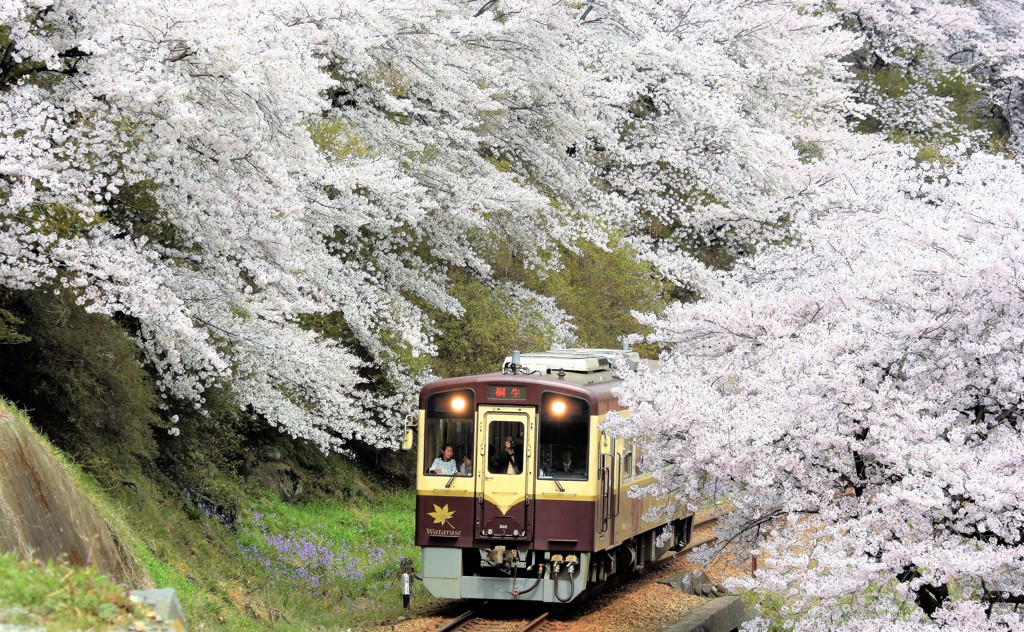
[2, 0, 1021, 481]
[614, 132, 1024, 629]
[0, 0, 880, 451]
[604, 2, 1024, 628]
[834, 0, 1024, 158]
[1, 0, 421, 450]
[574, 0, 865, 286]
[0, 0, 601, 450]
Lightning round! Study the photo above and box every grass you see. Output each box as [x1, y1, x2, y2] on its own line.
[229, 491, 420, 629]
[0, 551, 151, 630]
[0, 486, 421, 631]
[108, 484, 422, 630]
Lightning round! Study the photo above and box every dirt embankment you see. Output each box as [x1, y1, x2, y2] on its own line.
[0, 403, 148, 587]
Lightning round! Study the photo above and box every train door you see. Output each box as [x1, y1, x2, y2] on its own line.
[597, 432, 616, 543]
[476, 406, 536, 540]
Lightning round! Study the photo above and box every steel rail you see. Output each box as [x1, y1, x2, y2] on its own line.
[436, 609, 477, 632]
[693, 514, 721, 532]
[519, 611, 550, 632]
[436, 609, 549, 632]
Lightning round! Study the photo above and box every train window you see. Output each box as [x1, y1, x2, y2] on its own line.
[487, 421, 525, 475]
[537, 393, 589, 481]
[423, 390, 475, 476]
[623, 440, 634, 480]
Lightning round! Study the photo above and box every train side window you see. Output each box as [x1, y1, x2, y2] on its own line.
[423, 390, 475, 476]
[622, 440, 634, 481]
[537, 393, 589, 480]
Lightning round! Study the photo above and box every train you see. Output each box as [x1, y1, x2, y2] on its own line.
[405, 348, 693, 603]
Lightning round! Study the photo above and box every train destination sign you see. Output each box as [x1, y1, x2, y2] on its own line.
[487, 385, 528, 400]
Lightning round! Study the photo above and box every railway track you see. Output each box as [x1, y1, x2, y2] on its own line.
[678, 513, 720, 554]
[436, 607, 550, 632]
[625, 511, 721, 580]
[434, 512, 725, 632]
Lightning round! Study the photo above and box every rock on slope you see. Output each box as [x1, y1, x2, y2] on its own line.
[0, 401, 148, 586]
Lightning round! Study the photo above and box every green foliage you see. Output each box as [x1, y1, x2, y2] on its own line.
[431, 269, 555, 377]
[932, 72, 1010, 154]
[738, 579, 925, 629]
[429, 236, 671, 377]
[794, 139, 825, 163]
[22, 203, 98, 239]
[0, 551, 150, 630]
[622, 174, 747, 287]
[738, 588, 799, 632]
[153, 384, 260, 505]
[310, 117, 373, 160]
[0, 288, 164, 474]
[848, 581, 920, 620]
[484, 153, 516, 173]
[541, 236, 668, 350]
[105, 180, 183, 246]
[0, 307, 29, 344]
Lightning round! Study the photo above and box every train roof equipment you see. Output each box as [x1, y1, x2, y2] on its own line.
[501, 348, 642, 376]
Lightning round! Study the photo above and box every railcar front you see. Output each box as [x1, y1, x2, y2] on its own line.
[414, 364, 616, 602]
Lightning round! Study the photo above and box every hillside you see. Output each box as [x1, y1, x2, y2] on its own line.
[0, 398, 421, 629]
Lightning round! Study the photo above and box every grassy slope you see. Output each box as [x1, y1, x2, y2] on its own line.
[0, 398, 421, 630]
[0, 551, 155, 631]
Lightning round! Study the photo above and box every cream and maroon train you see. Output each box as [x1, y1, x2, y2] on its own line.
[407, 349, 693, 603]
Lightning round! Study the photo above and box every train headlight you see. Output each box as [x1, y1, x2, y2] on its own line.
[451, 395, 467, 412]
[426, 389, 473, 419]
[541, 392, 587, 423]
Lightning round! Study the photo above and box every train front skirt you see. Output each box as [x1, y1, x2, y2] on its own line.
[422, 547, 590, 602]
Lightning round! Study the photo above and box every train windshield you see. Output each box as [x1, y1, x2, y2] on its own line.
[537, 393, 589, 480]
[486, 420, 525, 475]
[423, 390, 475, 476]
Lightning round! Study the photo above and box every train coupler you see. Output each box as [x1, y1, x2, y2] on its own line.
[481, 546, 530, 570]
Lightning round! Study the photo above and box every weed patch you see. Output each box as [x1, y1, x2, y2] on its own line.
[0, 551, 149, 630]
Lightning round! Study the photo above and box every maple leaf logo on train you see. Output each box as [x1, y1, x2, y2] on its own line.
[428, 504, 455, 529]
